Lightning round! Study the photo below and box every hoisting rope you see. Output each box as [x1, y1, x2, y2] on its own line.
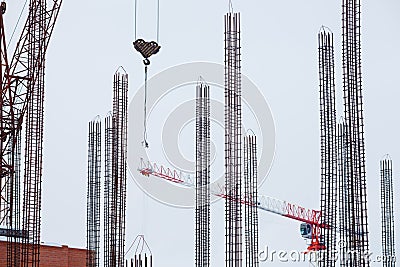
[143, 60, 149, 148]
[134, 0, 160, 42]
[133, 0, 161, 148]
[6, 0, 28, 50]
[133, 40, 160, 148]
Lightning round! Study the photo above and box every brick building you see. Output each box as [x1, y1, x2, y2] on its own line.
[0, 240, 87, 267]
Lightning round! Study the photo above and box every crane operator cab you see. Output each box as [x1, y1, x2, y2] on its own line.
[300, 223, 312, 239]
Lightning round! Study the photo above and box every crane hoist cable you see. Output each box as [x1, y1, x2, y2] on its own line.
[133, 0, 161, 148]
[6, 0, 28, 50]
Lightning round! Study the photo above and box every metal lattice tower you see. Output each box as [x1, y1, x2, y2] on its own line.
[380, 157, 396, 267]
[195, 81, 210, 267]
[105, 70, 128, 267]
[243, 135, 259, 267]
[224, 12, 243, 267]
[87, 119, 101, 267]
[341, 0, 370, 265]
[0, 9, 23, 266]
[318, 28, 337, 266]
[104, 113, 112, 267]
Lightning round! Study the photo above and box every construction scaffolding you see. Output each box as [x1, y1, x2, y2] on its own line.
[243, 135, 259, 267]
[224, 12, 243, 267]
[87, 119, 101, 267]
[380, 157, 396, 267]
[104, 70, 128, 267]
[318, 28, 337, 264]
[341, 0, 370, 265]
[195, 81, 211, 267]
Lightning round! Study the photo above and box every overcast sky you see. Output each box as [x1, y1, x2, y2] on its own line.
[4, 0, 400, 266]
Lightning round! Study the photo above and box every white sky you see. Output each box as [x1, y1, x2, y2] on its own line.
[4, 0, 400, 266]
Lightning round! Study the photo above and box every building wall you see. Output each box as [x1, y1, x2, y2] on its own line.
[0, 241, 87, 267]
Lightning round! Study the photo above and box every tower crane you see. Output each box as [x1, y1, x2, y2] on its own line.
[0, 0, 62, 266]
[137, 158, 327, 252]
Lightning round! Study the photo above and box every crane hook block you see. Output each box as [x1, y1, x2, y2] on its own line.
[133, 39, 161, 62]
[1, 2, 6, 14]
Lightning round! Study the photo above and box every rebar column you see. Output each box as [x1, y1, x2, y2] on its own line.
[224, 12, 243, 267]
[132, 254, 152, 267]
[380, 157, 396, 267]
[244, 136, 259, 267]
[107, 70, 128, 267]
[318, 28, 337, 267]
[195, 81, 211, 267]
[337, 122, 350, 267]
[21, 1, 47, 266]
[87, 119, 101, 267]
[104, 113, 112, 267]
[342, 0, 370, 265]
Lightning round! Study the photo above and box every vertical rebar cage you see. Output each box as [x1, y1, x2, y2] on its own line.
[104, 113, 113, 267]
[318, 28, 338, 267]
[337, 122, 350, 267]
[125, 254, 153, 267]
[105, 70, 129, 267]
[224, 12, 243, 267]
[21, 0, 48, 265]
[341, 0, 370, 265]
[195, 81, 211, 267]
[244, 136, 259, 267]
[87, 119, 101, 267]
[380, 158, 396, 267]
